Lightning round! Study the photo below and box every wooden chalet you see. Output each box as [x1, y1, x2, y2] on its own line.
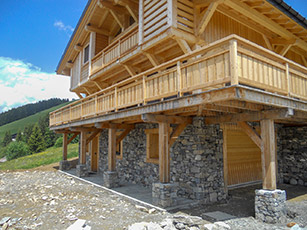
[50, 0, 307, 219]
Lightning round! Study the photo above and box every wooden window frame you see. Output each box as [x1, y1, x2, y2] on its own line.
[145, 128, 172, 164]
[116, 140, 123, 160]
[83, 44, 90, 64]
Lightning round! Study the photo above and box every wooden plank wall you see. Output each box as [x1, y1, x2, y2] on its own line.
[143, 0, 168, 42]
[176, 0, 194, 34]
[71, 53, 81, 89]
[95, 34, 108, 55]
[225, 124, 262, 186]
[202, 11, 266, 48]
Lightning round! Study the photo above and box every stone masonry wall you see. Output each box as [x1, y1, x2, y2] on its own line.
[97, 117, 226, 202]
[277, 126, 307, 187]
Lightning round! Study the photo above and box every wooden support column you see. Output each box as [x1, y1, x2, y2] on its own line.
[63, 133, 68, 161]
[260, 119, 277, 190]
[108, 127, 117, 171]
[80, 131, 87, 164]
[159, 122, 170, 183]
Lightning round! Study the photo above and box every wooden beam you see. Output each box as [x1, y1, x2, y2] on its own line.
[159, 122, 170, 183]
[262, 35, 273, 51]
[123, 64, 137, 76]
[279, 44, 293, 57]
[197, 0, 223, 35]
[142, 114, 192, 124]
[76, 92, 83, 99]
[206, 108, 294, 124]
[63, 133, 68, 161]
[74, 45, 82, 52]
[221, 124, 228, 193]
[237, 121, 262, 150]
[116, 126, 134, 145]
[109, 9, 124, 29]
[169, 122, 191, 148]
[70, 127, 98, 132]
[224, 0, 307, 52]
[176, 39, 191, 54]
[270, 38, 296, 45]
[108, 127, 116, 171]
[98, 0, 127, 14]
[86, 130, 101, 145]
[143, 52, 159, 67]
[114, 0, 139, 22]
[260, 119, 277, 190]
[68, 133, 79, 145]
[95, 122, 134, 130]
[85, 24, 110, 36]
[80, 131, 87, 164]
[98, 10, 109, 27]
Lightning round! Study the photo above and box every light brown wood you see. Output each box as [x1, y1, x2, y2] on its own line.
[68, 133, 79, 145]
[237, 121, 262, 150]
[169, 122, 190, 148]
[159, 122, 170, 183]
[116, 127, 134, 145]
[221, 125, 228, 192]
[108, 128, 117, 171]
[260, 119, 277, 190]
[62, 133, 68, 161]
[142, 114, 192, 124]
[86, 130, 101, 145]
[80, 131, 87, 164]
[90, 135, 99, 172]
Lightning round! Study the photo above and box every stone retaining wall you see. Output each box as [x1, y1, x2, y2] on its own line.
[97, 117, 226, 202]
[277, 126, 307, 187]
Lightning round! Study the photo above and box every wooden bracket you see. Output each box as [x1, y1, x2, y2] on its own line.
[169, 122, 191, 148]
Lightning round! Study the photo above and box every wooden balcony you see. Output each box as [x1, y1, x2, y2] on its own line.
[50, 35, 307, 127]
[71, 25, 139, 90]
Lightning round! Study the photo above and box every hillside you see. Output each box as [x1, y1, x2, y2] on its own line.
[0, 102, 69, 140]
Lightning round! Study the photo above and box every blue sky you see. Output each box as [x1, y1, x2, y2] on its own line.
[0, 0, 306, 113]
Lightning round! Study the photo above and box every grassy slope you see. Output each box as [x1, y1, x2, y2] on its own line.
[0, 102, 69, 140]
[0, 143, 78, 170]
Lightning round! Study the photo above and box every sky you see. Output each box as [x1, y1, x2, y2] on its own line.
[0, 0, 306, 113]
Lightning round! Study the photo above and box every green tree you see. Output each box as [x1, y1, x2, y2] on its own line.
[5, 141, 30, 160]
[16, 130, 23, 142]
[23, 124, 34, 143]
[2, 131, 12, 147]
[28, 124, 46, 153]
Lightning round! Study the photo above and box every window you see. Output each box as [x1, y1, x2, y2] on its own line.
[145, 129, 159, 164]
[116, 140, 123, 160]
[83, 44, 89, 64]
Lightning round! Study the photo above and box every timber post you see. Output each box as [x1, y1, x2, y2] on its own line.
[59, 133, 71, 171]
[255, 119, 287, 224]
[76, 131, 89, 177]
[103, 126, 120, 188]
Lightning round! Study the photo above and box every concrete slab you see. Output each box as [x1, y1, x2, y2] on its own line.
[202, 211, 236, 221]
[62, 168, 197, 211]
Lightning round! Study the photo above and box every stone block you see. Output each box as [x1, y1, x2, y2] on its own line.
[76, 164, 88, 177]
[255, 189, 287, 224]
[103, 171, 120, 188]
[152, 183, 178, 208]
[59, 160, 71, 171]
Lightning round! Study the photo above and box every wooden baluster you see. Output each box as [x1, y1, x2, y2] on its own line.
[143, 75, 147, 105]
[115, 87, 118, 111]
[230, 39, 238, 85]
[177, 61, 182, 96]
[285, 63, 290, 96]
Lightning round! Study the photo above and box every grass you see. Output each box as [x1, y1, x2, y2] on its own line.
[0, 102, 70, 140]
[0, 143, 78, 171]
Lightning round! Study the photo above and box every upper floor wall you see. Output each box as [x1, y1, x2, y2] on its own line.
[58, 0, 307, 97]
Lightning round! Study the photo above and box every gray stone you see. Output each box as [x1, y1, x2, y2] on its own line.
[76, 164, 88, 177]
[59, 160, 71, 171]
[290, 178, 298, 185]
[202, 211, 236, 221]
[0, 217, 10, 226]
[152, 183, 178, 208]
[103, 171, 119, 188]
[255, 189, 287, 224]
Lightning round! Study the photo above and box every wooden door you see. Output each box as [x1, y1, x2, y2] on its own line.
[224, 124, 262, 186]
[90, 136, 99, 172]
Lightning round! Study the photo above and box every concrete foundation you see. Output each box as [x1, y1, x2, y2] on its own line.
[76, 164, 89, 177]
[152, 183, 178, 208]
[255, 189, 287, 224]
[103, 171, 120, 188]
[59, 160, 71, 171]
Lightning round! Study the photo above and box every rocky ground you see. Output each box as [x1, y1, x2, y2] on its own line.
[0, 169, 306, 230]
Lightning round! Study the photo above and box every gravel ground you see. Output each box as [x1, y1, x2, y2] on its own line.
[0, 171, 171, 229]
[0, 170, 306, 230]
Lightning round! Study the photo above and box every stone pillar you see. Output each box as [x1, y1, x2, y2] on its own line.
[76, 164, 89, 177]
[103, 171, 119, 188]
[59, 160, 71, 171]
[255, 189, 287, 224]
[152, 182, 178, 208]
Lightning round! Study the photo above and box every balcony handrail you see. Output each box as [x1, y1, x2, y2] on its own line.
[91, 23, 139, 62]
[50, 34, 307, 120]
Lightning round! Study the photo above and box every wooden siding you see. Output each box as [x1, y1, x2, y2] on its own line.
[71, 53, 81, 90]
[50, 35, 307, 126]
[225, 124, 262, 186]
[176, 0, 194, 34]
[95, 33, 108, 55]
[143, 0, 169, 42]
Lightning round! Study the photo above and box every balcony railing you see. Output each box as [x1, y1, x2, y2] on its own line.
[50, 35, 307, 127]
[91, 25, 139, 75]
